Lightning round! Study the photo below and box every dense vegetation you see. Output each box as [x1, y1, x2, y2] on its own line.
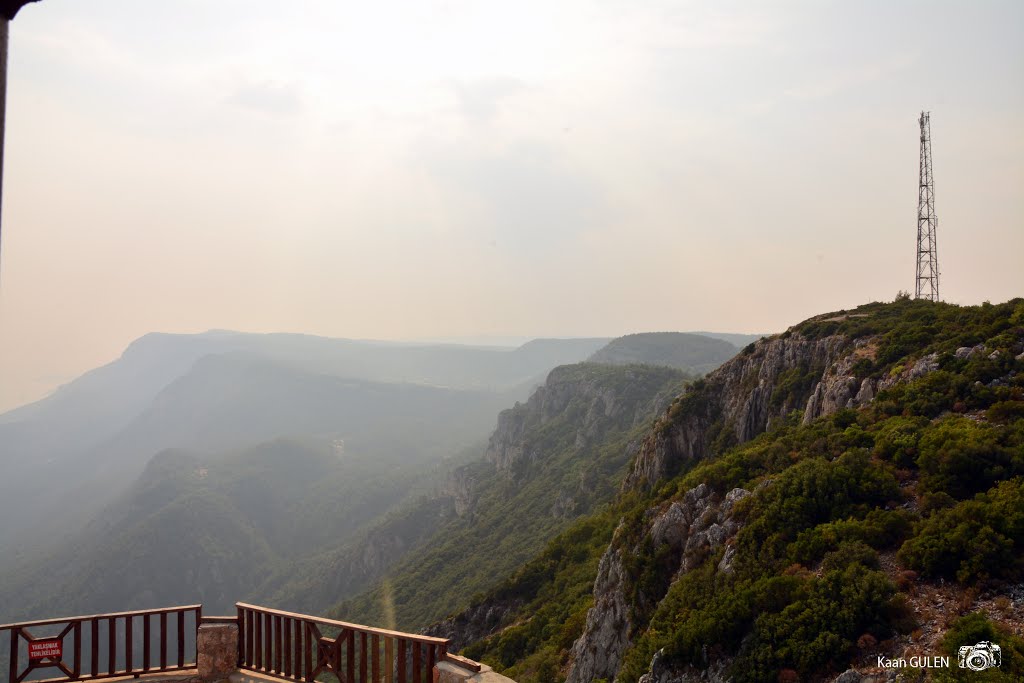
[936, 613, 1024, 682]
[461, 510, 622, 679]
[459, 298, 1024, 682]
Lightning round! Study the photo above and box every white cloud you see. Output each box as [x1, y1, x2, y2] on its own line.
[449, 77, 529, 125]
[227, 80, 303, 116]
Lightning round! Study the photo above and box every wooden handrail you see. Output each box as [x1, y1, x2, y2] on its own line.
[0, 606, 202, 631]
[234, 603, 447, 646]
[443, 653, 481, 673]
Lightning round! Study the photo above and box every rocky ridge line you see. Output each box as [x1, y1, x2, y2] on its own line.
[622, 331, 908, 491]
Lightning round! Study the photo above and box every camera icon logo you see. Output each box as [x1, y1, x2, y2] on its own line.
[958, 641, 1001, 671]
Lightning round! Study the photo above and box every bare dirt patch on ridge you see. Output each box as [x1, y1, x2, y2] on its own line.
[819, 313, 874, 323]
[842, 553, 1024, 679]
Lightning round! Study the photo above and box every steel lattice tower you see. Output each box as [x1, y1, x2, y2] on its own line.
[915, 111, 940, 301]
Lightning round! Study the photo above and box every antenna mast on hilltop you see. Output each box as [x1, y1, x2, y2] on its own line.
[915, 111, 940, 301]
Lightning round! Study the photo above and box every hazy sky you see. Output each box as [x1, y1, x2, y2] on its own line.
[0, 0, 1022, 412]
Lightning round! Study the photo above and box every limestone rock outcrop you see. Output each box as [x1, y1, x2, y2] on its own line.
[445, 465, 479, 517]
[426, 598, 524, 653]
[624, 333, 943, 492]
[637, 649, 731, 683]
[624, 333, 852, 491]
[488, 364, 680, 480]
[565, 484, 750, 683]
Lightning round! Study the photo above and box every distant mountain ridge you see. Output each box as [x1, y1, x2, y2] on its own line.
[687, 331, 768, 348]
[587, 332, 739, 373]
[0, 332, 614, 559]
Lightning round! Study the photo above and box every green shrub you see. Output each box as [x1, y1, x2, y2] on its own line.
[736, 451, 900, 574]
[873, 416, 928, 468]
[898, 478, 1024, 583]
[788, 509, 913, 566]
[821, 541, 880, 572]
[738, 564, 897, 682]
[916, 417, 1024, 499]
[938, 613, 1024, 682]
[989, 401, 1024, 424]
[769, 366, 824, 410]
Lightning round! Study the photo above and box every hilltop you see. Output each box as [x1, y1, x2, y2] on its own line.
[424, 298, 1024, 683]
[588, 332, 741, 374]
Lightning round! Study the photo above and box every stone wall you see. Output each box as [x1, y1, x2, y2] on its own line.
[434, 654, 517, 683]
[197, 620, 238, 683]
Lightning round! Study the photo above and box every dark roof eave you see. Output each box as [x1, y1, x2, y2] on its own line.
[1, 0, 41, 21]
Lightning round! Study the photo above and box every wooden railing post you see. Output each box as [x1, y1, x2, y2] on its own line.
[72, 621, 81, 678]
[236, 606, 244, 668]
[125, 614, 133, 674]
[91, 618, 99, 678]
[8, 626, 18, 683]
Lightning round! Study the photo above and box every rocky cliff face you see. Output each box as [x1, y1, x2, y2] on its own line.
[565, 484, 750, 683]
[488, 364, 683, 479]
[624, 332, 879, 491]
[443, 463, 482, 517]
[426, 597, 524, 653]
[409, 364, 687, 650]
[801, 341, 939, 426]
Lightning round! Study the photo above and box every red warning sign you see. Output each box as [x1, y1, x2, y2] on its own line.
[28, 639, 62, 661]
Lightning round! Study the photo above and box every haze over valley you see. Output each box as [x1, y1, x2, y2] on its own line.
[0, 329, 748, 621]
[0, 2, 1022, 683]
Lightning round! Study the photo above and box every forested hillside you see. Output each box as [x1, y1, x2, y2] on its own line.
[441, 298, 1024, 683]
[336, 363, 692, 630]
[0, 437, 450, 620]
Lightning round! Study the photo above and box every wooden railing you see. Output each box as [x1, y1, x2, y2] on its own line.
[236, 603, 448, 683]
[1, 605, 202, 683]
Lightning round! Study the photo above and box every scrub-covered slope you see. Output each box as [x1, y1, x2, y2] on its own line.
[449, 298, 1024, 683]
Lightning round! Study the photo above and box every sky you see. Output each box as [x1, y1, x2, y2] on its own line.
[0, 0, 1022, 412]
